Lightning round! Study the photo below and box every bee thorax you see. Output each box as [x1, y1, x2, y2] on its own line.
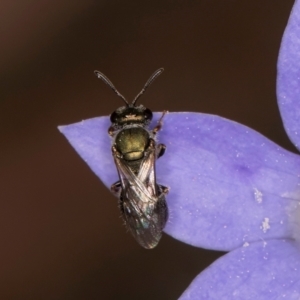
[115, 127, 150, 161]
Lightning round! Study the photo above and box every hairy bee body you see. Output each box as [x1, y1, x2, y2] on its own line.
[95, 68, 168, 249]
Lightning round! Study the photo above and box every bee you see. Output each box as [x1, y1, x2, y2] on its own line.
[94, 68, 169, 249]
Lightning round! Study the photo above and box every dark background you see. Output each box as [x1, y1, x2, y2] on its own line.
[0, 0, 296, 299]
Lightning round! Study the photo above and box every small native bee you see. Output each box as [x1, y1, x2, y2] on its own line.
[94, 68, 169, 249]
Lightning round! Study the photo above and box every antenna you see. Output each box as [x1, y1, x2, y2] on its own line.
[94, 70, 129, 105]
[132, 68, 164, 105]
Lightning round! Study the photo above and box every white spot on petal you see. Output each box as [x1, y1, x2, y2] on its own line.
[254, 188, 263, 203]
[261, 217, 270, 233]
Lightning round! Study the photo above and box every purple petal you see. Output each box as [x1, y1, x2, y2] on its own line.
[180, 239, 300, 299]
[277, 0, 300, 150]
[59, 112, 300, 251]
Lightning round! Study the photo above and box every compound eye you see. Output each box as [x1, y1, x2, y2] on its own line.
[110, 111, 118, 123]
[144, 108, 153, 121]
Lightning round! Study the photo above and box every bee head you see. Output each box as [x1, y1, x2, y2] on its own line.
[94, 68, 163, 128]
[110, 104, 153, 127]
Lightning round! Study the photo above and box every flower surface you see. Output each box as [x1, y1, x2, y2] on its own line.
[59, 112, 300, 251]
[59, 0, 300, 298]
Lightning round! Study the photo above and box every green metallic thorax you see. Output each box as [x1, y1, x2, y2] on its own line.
[115, 127, 150, 162]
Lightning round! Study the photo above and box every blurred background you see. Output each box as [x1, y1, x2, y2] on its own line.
[0, 0, 296, 299]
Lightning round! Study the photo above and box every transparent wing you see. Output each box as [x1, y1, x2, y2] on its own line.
[113, 143, 167, 249]
[122, 196, 165, 249]
[114, 143, 157, 203]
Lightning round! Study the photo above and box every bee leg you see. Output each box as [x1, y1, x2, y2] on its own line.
[156, 143, 166, 159]
[152, 110, 168, 134]
[158, 184, 169, 195]
[111, 181, 122, 198]
[108, 125, 116, 136]
[112, 145, 123, 158]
